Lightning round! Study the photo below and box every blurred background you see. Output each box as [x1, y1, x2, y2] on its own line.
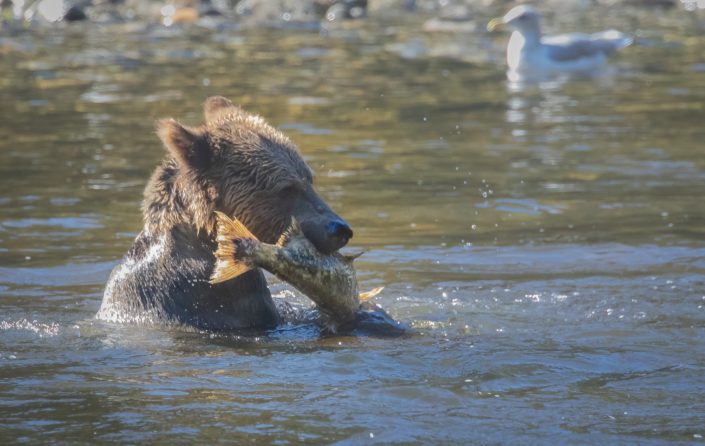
[1, 0, 705, 444]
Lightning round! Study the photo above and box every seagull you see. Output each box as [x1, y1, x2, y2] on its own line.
[487, 5, 632, 82]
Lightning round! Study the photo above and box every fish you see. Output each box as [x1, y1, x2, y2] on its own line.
[209, 211, 384, 331]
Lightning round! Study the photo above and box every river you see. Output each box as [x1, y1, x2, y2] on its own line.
[1, 3, 704, 444]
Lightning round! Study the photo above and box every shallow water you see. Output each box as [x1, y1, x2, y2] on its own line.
[2, 4, 705, 444]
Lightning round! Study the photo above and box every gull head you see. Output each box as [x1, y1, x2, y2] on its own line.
[487, 5, 541, 38]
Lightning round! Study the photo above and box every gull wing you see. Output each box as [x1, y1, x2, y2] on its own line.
[543, 31, 632, 62]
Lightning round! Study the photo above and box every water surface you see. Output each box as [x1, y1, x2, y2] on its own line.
[1, 5, 705, 444]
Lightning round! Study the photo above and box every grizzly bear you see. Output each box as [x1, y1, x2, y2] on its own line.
[98, 96, 353, 330]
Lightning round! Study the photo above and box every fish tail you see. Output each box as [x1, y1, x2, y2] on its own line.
[359, 286, 384, 302]
[209, 211, 259, 284]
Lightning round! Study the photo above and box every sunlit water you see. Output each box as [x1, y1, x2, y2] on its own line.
[1, 5, 705, 444]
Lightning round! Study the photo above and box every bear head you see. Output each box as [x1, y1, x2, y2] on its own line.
[144, 96, 352, 254]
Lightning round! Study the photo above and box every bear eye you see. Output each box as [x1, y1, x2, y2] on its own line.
[279, 183, 299, 196]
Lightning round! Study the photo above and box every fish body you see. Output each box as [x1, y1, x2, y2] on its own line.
[210, 212, 377, 330]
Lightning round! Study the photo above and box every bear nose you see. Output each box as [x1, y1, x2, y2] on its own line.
[326, 219, 353, 248]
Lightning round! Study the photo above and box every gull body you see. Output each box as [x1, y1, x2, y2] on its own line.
[488, 6, 632, 82]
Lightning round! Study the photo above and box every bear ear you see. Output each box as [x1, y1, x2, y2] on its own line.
[203, 96, 237, 123]
[157, 119, 211, 170]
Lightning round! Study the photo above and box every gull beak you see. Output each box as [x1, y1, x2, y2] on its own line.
[487, 17, 504, 32]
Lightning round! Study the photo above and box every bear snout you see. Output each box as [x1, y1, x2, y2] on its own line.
[299, 218, 353, 254]
[326, 219, 353, 247]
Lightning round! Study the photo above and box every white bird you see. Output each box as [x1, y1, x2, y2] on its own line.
[487, 5, 632, 82]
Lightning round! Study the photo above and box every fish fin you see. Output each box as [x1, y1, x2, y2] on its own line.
[276, 217, 303, 247]
[210, 258, 252, 284]
[359, 286, 384, 302]
[214, 211, 258, 242]
[343, 250, 364, 262]
[209, 211, 257, 284]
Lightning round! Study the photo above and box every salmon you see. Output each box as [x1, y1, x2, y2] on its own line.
[210, 211, 383, 331]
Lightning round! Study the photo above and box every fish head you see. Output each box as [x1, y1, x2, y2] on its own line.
[345, 302, 408, 337]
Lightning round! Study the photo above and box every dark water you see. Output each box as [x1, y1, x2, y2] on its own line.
[2, 4, 705, 444]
